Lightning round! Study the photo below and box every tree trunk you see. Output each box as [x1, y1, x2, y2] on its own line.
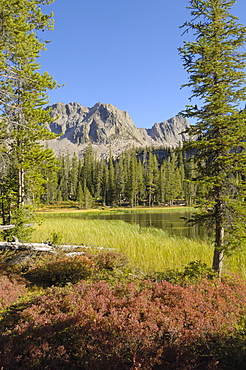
[148, 187, 152, 207]
[1, 196, 6, 225]
[18, 166, 25, 207]
[212, 225, 224, 275]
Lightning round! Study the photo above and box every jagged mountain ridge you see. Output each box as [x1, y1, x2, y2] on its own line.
[43, 102, 191, 157]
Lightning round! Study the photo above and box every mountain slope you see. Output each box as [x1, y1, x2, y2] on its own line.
[43, 102, 191, 157]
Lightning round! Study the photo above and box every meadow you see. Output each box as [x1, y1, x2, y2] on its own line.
[32, 208, 246, 277]
[1, 208, 246, 369]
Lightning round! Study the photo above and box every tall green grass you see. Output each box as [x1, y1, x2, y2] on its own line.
[30, 214, 246, 277]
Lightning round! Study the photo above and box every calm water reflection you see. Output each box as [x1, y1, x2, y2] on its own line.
[76, 211, 208, 239]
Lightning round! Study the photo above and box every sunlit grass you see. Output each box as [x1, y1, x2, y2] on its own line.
[31, 212, 246, 277]
[37, 205, 196, 215]
[0, 207, 238, 277]
[31, 214, 211, 273]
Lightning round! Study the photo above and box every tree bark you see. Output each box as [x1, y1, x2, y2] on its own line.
[212, 225, 224, 275]
[18, 166, 25, 207]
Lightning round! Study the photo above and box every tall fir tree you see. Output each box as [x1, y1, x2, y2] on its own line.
[70, 153, 79, 200]
[106, 151, 116, 205]
[0, 0, 57, 237]
[81, 143, 96, 196]
[115, 155, 126, 206]
[183, 155, 198, 206]
[163, 154, 182, 206]
[126, 150, 138, 207]
[179, 0, 246, 274]
[145, 151, 159, 207]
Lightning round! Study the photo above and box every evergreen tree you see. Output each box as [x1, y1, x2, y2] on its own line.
[115, 155, 126, 206]
[106, 151, 116, 205]
[145, 151, 159, 207]
[0, 0, 57, 235]
[126, 151, 138, 207]
[179, 0, 246, 274]
[83, 181, 93, 209]
[176, 145, 185, 200]
[163, 155, 182, 206]
[136, 159, 145, 205]
[101, 164, 109, 206]
[76, 182, 83, 209]
[81, 143, 96, 196]
[70, 153, 79, 200]
[183, 155, 198, 206]
[157, 160, 166, 205]
[41, 154, 59, 204]
[58, 154, 70, 201]
[94, 160, 104, 201]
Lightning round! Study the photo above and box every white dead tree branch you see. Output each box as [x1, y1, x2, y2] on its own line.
[0, 224, 114, 255]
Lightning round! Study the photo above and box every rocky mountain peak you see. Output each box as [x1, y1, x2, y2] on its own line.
[44, 102, 191, 158]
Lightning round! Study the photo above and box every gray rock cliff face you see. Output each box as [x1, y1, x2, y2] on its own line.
[44, 102, 191, 157]
[147, 116, 190, 146]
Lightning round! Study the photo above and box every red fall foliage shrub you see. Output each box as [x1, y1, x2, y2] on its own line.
[0, 275, 245, 369]
[0, 274, 27, 311]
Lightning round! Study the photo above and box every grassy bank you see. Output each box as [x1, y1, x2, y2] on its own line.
[31, 212, 246, 277]
[36, 204, 195, 214]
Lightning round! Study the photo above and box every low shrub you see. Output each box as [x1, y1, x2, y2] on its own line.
[149, 260, 215, 284]
[25, 254, 96, 287]
[0, 274, 28, 311]
[0, 276, 245, 369]
[94, 251, 129, 271]
[24, 251, 132, 287]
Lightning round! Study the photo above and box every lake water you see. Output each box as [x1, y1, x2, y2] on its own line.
[73, 210, 208, 239]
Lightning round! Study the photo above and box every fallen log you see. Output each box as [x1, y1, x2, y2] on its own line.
[0, 241, 58, 252]
[0, 225, 16, 231]
[0, 223, 34, 231]
[0, 241, 114, 253]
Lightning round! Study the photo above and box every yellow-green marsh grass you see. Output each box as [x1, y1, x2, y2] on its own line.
[30, 212, 245, 277]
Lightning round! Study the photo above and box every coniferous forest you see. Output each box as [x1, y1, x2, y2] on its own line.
[40, 145, 199, 209]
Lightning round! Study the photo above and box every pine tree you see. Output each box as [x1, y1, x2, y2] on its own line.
[157, 160, 166, 205]
[126, 151, 138, 207]
[102, 164, 109, 206]
[58, 154, 70, 201]
[136, 159, 145, 205]
[40, 152, 59, 204]
[115, 155, 126, 206]
[70, 153, 79, 200]
[83, 181, 93, 209]
[76, 181, 84, 209]
[176, 145, 185, 200]
[106, 151, 116, 205]
[94, 160, 104, 201]
[179, 0, 246, 274]
[164, 155, 182, 206]
[145, 151, 159, 207]
[0, 0, 57, 235]
[183, 155, 198, 206]
[81, 143, 96, 196]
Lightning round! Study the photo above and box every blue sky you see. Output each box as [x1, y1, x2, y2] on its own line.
[39, 0, 246, 129]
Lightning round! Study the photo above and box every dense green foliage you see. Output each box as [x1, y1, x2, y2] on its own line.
[0, 0, 57, 239]
[179, 0, 246, 273]
[41, 146, 201, 208]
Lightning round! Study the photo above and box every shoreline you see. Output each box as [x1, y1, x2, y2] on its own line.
[36, 205, 195, 214]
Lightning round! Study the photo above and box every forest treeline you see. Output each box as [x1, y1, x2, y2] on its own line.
[42, 144, 200, 208]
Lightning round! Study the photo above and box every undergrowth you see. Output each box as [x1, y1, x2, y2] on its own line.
[0, 249, 245, 369]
